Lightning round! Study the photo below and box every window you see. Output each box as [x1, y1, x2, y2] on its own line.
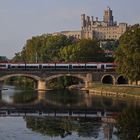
[0, 64, 6, 67]
[86, 66, 97, 68]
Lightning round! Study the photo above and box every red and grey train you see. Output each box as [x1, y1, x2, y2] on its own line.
[0, 62, 116, 71]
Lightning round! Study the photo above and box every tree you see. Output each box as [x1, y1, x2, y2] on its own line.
[59, 39, 105, 62]
[0, 56, 8, 62]
[115, 24, 140, 84]
[101, 40, 119, 51]
[12, 52, 23, 62]
[12, 34, 75, 63]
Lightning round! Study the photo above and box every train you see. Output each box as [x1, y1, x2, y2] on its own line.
[0, 62, 116, 71]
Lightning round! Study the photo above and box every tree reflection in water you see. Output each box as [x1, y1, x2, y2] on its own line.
[25, 117, 101, 138]
[13, 90, 37, 103]
[25, 106, 140, 139]
[45, 89, 85, 106]
[117, 106, 140, 140]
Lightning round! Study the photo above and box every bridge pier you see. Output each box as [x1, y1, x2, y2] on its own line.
[85, 73, 93, 88]
[37, 80, 47, 91]
[38, 91, 46, 101]
[84, 93, 92, 107]
[85, 81, 93, 88]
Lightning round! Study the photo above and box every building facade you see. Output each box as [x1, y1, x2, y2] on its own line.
[81, 7, 127, 40]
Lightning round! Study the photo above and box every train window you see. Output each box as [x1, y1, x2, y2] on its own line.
[73, 66, 85, 68]
[11, 66, 17, 68]
[17, 66, 25, 68]
[43, 66, 55, 68]
[106, 64, 113, 67]
[86, 66, 97, 68]
[0, 64, 6, 67]
[26, 66, 38, 68]
[56, 66, 68, 68]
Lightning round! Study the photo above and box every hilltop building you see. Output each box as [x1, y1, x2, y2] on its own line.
[53, 7, 127, 41]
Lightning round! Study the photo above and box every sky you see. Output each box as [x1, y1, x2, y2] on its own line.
[0, 0, 140, 59]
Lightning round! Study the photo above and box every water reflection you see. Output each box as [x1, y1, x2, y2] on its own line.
[103, 124, 115, 140]
[116, 106, 140, 140]
[0, 85, 140, 140]
[25, 116, 117, 139]
[13, 91, 37, 104]
[42, 89, 91, 108]
[1, 85, 37, 104]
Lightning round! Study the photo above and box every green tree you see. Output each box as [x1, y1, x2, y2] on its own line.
[0, 56, 8, 62]
[12, 34, 74, 63]
[115, 24, 140, 84]
[60, 39, 105, 62]
[101, 40, 119, 51]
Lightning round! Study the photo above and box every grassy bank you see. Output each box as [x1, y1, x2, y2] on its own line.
[89, 84, 140, 96]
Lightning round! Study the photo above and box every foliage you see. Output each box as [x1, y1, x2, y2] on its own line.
[115, 24, 140, 83]
[59, 39, 105, 62]
[12, 34, 74, 63]
[0, 56, 8, 62]
[101, 40, 119, 51]
[5, 77, 35, 89]
[12, 34, 106, 63]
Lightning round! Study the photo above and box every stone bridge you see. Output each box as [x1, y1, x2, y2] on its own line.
[0, 70, 127, 90]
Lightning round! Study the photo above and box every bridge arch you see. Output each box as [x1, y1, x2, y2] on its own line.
[117, 75, 128, 84]
[45, 74, 87, 83]
[101, 74, 115, 84]
[0, 74, 41, 82]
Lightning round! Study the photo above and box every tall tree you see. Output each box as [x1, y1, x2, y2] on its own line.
[115, 24, 140, 84]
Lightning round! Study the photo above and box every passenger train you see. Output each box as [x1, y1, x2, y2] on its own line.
[0, 62, 116, 71]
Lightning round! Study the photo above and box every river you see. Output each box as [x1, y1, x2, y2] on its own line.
[0, 85, 140, 140]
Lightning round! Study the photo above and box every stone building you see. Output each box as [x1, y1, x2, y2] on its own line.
[81, 7, 127, 40]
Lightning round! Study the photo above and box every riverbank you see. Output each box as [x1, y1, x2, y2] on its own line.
[88, 84, 140, 98]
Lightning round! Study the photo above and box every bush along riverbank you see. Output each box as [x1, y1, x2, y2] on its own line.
[88, 84, 140, 99]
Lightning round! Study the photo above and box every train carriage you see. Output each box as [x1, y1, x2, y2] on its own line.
[55, 63, 69, 70]
[86, 63, 98, 70]
[0, 62, 116, 71]
[72, 63, 86, 70]
[0, 63, 8, 69]
[42, 63, 55, 70]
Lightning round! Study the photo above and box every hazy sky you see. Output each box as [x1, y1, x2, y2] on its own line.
[0, 0, 140, 59]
